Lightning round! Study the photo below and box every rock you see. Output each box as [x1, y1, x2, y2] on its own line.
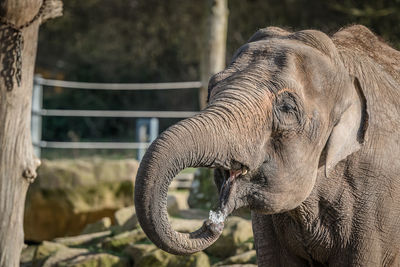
[41, 247, 89, 267]
[54, 231, 112, 247]
[124, 243, 210, 267]
[133, 247, 210, 267]
[167, 252, 210, 267]
[20, 245, 37, 266]
[53, 253, 130, 267]
[29, 241, 87, 267]
[33, 241, 68, 263]
[24, 158, 139, 241]
[102, 229, 147, 251]
[216, 265, 257, 267]
[178, 208, 209, 220]
[81, 217, 112, 234]
[169, 217, 204, 233]
[123, 243, 170, 267]
[235, 241, 254, 255]
[123, 243, 156, 263]
[206, 216, 253, 258]
[213, 250, 257, 266]
[188, 168, 218, 210]
[167, 194, 180, 216]
[135, 249, 173, 267]
[169, 190, 190, 210]
[143, 250, 173, 267]
[114, 205, 138, 232]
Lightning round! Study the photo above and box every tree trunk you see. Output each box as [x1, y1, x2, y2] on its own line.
[0, 1, 62, 266]
[200, 0, 229, 109]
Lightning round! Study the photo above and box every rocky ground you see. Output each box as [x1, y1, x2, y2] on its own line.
[21, 161, 257, 266]
[21, 206, 257, 266]
[24, 158, 139, 241]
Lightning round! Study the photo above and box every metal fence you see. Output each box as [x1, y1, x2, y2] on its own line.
[31, 75, 201, 160]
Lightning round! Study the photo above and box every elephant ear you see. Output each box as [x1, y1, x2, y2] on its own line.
[324, 77, 369, 176]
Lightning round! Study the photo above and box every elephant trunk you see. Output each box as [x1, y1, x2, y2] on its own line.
[134, 112, 231, 255]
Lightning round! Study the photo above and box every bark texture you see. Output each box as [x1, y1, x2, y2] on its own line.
[0, 1, 61, 266]
[200, 0, 228, 109]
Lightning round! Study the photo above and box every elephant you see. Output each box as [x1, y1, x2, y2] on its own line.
[134, 25, 400, 266]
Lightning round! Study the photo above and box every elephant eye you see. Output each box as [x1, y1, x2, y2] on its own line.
[279, 102, 296, 113]
[273, 92, 303, 131]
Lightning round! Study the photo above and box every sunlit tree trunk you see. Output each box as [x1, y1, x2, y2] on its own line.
[0, 1, 62, 266]
[200, 0, 228, 109]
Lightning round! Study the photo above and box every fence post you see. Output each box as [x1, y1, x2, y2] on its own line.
[136, 118, 159, 161]
[149, 118, 159, 142]
[31, 75, 43, 158]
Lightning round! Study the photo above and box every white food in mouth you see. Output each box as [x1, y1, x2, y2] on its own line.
[209, 210, 225, 224]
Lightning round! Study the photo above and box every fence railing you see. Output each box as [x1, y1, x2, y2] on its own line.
[31, 75, 201, 160]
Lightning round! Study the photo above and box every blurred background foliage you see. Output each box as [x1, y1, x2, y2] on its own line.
[35, 0, 400, 158]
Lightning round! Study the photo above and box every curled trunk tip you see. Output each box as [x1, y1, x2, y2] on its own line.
[134, 116, 227, 255]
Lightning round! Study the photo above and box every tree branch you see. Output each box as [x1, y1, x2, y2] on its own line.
[40, 0, 63, 24]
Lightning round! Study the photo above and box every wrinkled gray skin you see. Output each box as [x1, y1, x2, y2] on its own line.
[134, 25, 400, 266]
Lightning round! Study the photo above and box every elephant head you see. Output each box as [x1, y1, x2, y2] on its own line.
[134, 27, 368, 255]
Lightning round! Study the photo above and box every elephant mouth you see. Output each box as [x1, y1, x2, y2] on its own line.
[208, 167, 248, 225]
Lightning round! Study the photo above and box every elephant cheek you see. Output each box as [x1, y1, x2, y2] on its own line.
[247, 170, 318, 214]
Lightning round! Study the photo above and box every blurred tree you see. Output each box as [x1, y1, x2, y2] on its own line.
[37, 0, 207, 83]
[37, 0, 400, 84]
[200, 0, 229, 109]
[34, 0, 400, 156]
[226, 0, 400, 59]
[0, 0, 62, 265]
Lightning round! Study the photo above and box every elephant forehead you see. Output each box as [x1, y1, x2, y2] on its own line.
[233, 39, 333, 75]
[233, 38, 316, 62]
[232, 42, 291, 69]
[209, 42, 332, 109]
[209, 40, 324, 100]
